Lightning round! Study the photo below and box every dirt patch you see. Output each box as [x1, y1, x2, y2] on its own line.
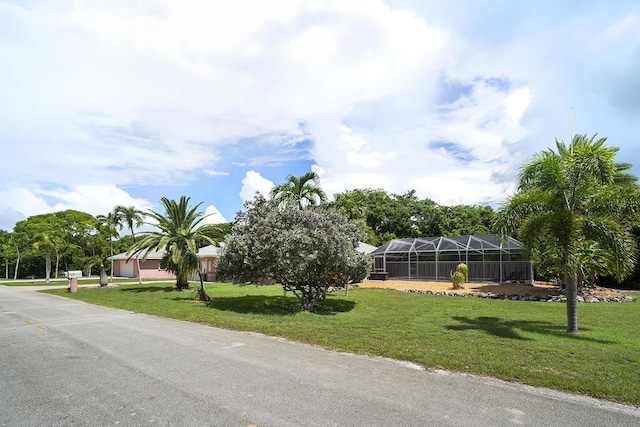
[358, 279, 626, 298]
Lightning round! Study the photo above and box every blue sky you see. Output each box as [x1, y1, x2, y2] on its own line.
[1, 0, 639, 230]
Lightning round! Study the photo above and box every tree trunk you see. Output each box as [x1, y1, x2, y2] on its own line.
[176, 275, 189, 290]
[109, 236, 114, 283]
[99, 267, 108, 287]
[14, 246, 20, 280]
[132, 233, 142, 285]
[565, 271, 578, 334]
[296, 284, 324, 311]
[45, 251, 51, 284]
[197, 271, 210, 301]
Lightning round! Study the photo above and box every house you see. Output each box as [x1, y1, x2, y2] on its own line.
[110, 245, 219, 281]
[111, 241, 373, 282]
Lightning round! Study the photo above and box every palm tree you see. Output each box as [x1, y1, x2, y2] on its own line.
[495, 134, 640, 333]
[271, 171, 327, 209]
[130, 196, 223, 300]
[114, 205, 145, 284]
[95, 212, 120, 283]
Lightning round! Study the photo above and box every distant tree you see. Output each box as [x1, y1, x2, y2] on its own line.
[0, 230, 11, 279]
[9, 210, 106, 279]
[330, 188, 416, 245]
[11, 214, 65, 280]
[130, 196, 224, 300]
[216, 195, 371, 311]
[271, 171, 327, 209]
[114, 205, 145, 284]
[330, 188, 496, 246]
[95, 212, 120, 282]
[32, 232, 59, 283]
[495, 134, 640, 334]
[12, 233, 24, 280]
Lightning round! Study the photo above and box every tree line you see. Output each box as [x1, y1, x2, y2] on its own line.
[0, 188, 494, 282]
[327, 188, 496, 247]
[0, 207, 145, 281]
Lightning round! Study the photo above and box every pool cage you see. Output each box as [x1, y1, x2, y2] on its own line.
[370, 234, 533, 284]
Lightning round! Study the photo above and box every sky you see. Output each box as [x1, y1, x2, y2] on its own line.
[1, 0, 639, 231]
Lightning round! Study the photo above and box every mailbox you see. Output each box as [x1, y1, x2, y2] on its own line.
[65, 270, 83, 279]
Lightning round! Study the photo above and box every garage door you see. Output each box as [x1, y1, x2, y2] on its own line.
[119, 260, 134, 278]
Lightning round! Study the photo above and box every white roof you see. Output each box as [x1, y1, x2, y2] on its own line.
[109, 245, 218, 260]
[357, 242, 377, 254]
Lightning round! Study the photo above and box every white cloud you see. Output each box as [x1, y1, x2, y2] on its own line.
[0, 185, 153, 231]
[1, 0, 639, 231]
[203, 169, 230, 177]
[0, 1, 446, 191]
[239, 171, 275, 202]
[202, 205, 227, 224]
[310, 76, 532, 205]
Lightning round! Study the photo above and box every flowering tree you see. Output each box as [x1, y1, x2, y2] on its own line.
[216, 195, 371, 311]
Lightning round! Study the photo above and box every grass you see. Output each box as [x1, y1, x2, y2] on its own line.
[0, 278, 173, 286]
[43, 282, 640, 407]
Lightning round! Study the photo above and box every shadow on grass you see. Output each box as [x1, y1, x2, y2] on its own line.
[207, 295, 356, 316]
[120, 285, 179, 293]
[446, 316, 615, 343]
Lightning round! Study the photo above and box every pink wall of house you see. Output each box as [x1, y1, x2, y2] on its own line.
[139, 269, 175, 279]
[200, 256, 217, 281]
[113, 251, 218, 281]
[113, 259, 176, 279]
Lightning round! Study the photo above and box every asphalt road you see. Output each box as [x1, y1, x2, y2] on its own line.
[1, 285, 639, 426]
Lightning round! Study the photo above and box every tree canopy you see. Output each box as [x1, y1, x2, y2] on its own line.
[216, 195, 371, 311]
[329, 188, 496, 246]
[271, 171, 327, 209]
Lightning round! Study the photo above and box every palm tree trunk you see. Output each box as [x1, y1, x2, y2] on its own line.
[565, 271, 578, 334]
[197, 270, 210, 301]
[99, 267, 108, 287]
[131, 231, 142, 285]
[109, 236, 114, 283]
[176, 275, 189, 290]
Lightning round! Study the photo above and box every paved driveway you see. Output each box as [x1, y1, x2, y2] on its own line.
[1, 285, 638, 426]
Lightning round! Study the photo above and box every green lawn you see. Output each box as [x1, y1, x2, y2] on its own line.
[44, 282, 640, 406]
[1, 278, 173, 286]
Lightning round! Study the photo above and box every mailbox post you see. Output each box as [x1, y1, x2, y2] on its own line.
[65, 270, 82, 293]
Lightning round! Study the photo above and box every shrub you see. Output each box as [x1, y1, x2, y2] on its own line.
[452, 263, 468, 289]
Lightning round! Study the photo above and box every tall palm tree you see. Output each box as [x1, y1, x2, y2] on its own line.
[130, 196, 223, 300]
[114, 205, 145, 284]
[95, 212, 120, 282]
[495, 134, 640, 333]
[271, 171, 327, 209]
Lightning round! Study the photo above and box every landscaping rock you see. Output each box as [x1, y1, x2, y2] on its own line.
[397, 288, 636, 303]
